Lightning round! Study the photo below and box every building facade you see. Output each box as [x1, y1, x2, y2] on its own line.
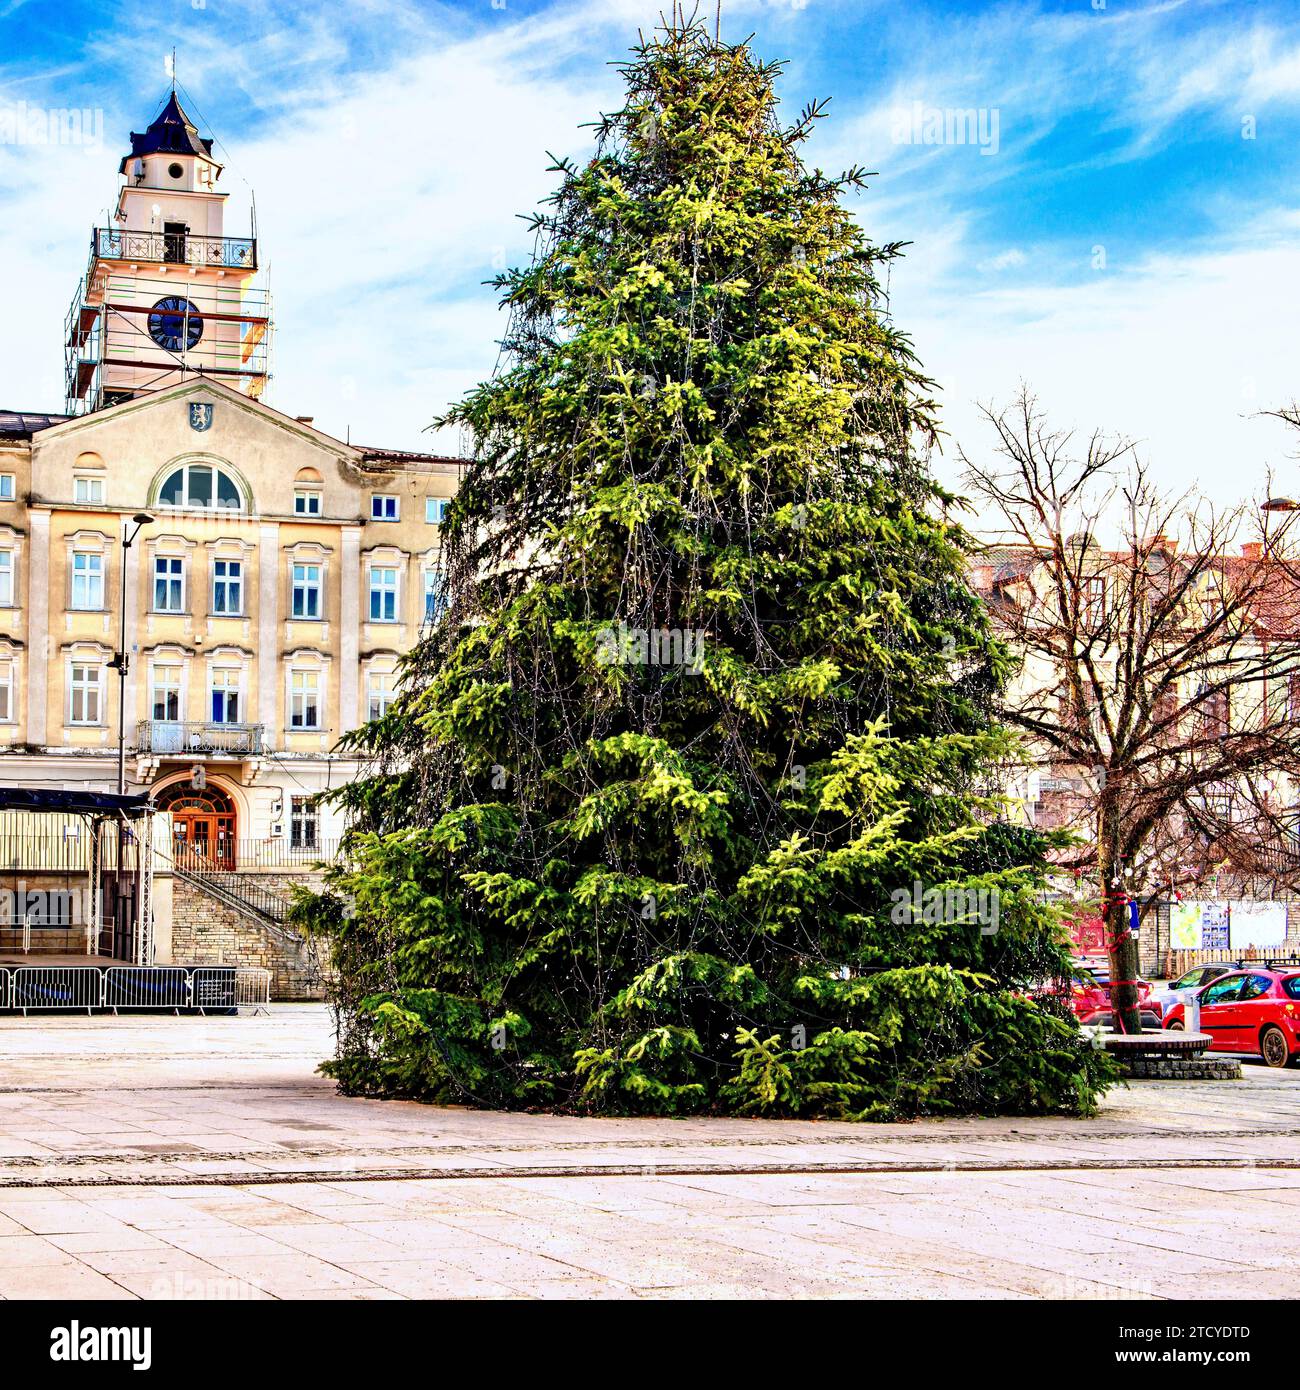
[0, 92, 457, 977]
[970, 541, 1300, 973]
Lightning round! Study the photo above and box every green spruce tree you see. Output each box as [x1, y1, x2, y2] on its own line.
[304, 20, 1114, 1119]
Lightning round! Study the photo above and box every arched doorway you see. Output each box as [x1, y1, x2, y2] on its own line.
[155, 780, 238, 870]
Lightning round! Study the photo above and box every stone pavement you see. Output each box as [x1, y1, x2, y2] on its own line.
[0, 1005, 1295, 1299]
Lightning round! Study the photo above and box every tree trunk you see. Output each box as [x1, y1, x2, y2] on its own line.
[1099, 802, 1143, 1034]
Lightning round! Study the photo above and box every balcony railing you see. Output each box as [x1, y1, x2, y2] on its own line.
[135, 721, 266, 756]
[168, 838, 341, 873]
[93, 227, 257, 271]
[227, 837, 342, 870]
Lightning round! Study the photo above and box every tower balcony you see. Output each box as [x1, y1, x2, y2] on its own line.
[92, 227, 257, 272]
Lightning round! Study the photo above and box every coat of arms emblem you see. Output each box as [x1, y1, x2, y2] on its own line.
[188, 402, 214, 432]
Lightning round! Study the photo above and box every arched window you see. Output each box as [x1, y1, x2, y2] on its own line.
[158, 463, 245, 511]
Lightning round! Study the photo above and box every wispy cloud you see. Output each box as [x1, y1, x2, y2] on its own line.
[0, 0, 1298, 495]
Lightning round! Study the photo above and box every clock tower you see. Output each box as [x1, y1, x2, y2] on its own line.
[65, 90, 271, 414]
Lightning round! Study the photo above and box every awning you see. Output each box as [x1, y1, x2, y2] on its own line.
[0, 788, 154, 818]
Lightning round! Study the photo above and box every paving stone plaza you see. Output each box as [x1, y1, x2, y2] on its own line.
[0, 1008, 1293, 1300]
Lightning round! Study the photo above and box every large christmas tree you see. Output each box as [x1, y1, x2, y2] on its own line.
[308, 21, 1112, 1119]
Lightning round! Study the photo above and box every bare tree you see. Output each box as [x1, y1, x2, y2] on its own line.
[963, 386, 1300, 1032]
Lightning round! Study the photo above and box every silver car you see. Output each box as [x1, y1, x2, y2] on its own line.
[1148, 963, 1238, 1018]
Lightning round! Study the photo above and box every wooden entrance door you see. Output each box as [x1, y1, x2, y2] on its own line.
[156, 784, 237, 870]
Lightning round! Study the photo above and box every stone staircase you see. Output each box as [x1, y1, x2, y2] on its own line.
[165, 848, 327, 1000]
[173, 860, 293, 924]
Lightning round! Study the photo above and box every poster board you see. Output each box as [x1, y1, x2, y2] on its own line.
[1227, 901, 1287, 949]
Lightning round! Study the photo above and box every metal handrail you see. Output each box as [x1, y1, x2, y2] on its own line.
[172, 860, 292, 925]
[93, 227, 257, 271]
[135, 721, 266, 755]
[224, 838, 341, 869]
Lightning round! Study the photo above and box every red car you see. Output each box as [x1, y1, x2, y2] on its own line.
[1053, 968, 1163, 1031]
[1164, 968, 1300, 1068]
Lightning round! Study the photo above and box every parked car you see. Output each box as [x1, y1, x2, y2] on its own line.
[1060, 966, 1163, 1031]
[1148, 962, 1240, 1018]
[1164, 968, 1300, 1067]
[1068, 958, 1163, 1023]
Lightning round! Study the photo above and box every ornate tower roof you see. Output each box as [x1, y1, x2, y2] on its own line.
[118, 92, 220, 174]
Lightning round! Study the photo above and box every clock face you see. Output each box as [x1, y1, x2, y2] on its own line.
[148, 296, 203, 352]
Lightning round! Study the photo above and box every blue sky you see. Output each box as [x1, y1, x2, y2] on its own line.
[2, 0, 1300, 507]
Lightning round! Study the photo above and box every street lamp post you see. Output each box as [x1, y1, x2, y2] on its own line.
[111, 513, 154, 796]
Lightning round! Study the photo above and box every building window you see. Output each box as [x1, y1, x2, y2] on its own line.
[0, 552, 13, 608]
[1197, 686, 1229, 736]
[369, 567, 398, 622]
[210, 669, 240, 724]
[0, 662, 14, 722]
[289, 670, 320, 729]
[69, 662, 102, 724]
[370, 494, 398, 521]
[158, 463, 244, 511]
[1204, 781, 1233, 820]
[367, 669, 396, 721]
[0, 476, 13, 501]
[150, 665, 181, 722]
[1082, 576, 1106, 626]
[425, 497, 450, 524]
[212, 559, 242, 615]
[422, 568, 446, 624]
[73, 476, 105, 505]
[291, 563, 322, 619]
[294, 490, 321, 516]
[71, 552, 104, 610]
[153, 556, 185, 612]
[290, 795, 319, 850]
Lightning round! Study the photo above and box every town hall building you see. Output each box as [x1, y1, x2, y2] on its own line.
[0, 91, 458, 993]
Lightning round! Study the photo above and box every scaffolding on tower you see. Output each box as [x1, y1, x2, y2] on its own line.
[64, 226, 272, 415]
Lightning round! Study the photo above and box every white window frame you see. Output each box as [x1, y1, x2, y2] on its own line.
[425, 497, 450, 524]
[370, 494, 399, 522]
[73, 475, 105, 505]
[294, 489, 322, 516]
[211, 558, 243, 616]
[288, 668, 322, 730]
[367, 668, 397, 721]
[209, 667, 242, 725]
[149, 664, 183, 722]
[368, 566, 399, 623]
[289, 795, 320, 849]
[157, 462, 245, 512]
[68, 661, 103, 725]
[0, 475, 14, 501]
[291, 562, 322, 620]
[70, 551, 104, 610]
[0, 660, 14, 723]
[0, 551, 14, 608]
[152, 554, 186, 613]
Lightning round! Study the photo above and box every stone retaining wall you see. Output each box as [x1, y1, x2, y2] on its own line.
[169, 874, 327, 1001]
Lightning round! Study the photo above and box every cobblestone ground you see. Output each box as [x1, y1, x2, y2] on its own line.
[0, 1006, 1295, 1300]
